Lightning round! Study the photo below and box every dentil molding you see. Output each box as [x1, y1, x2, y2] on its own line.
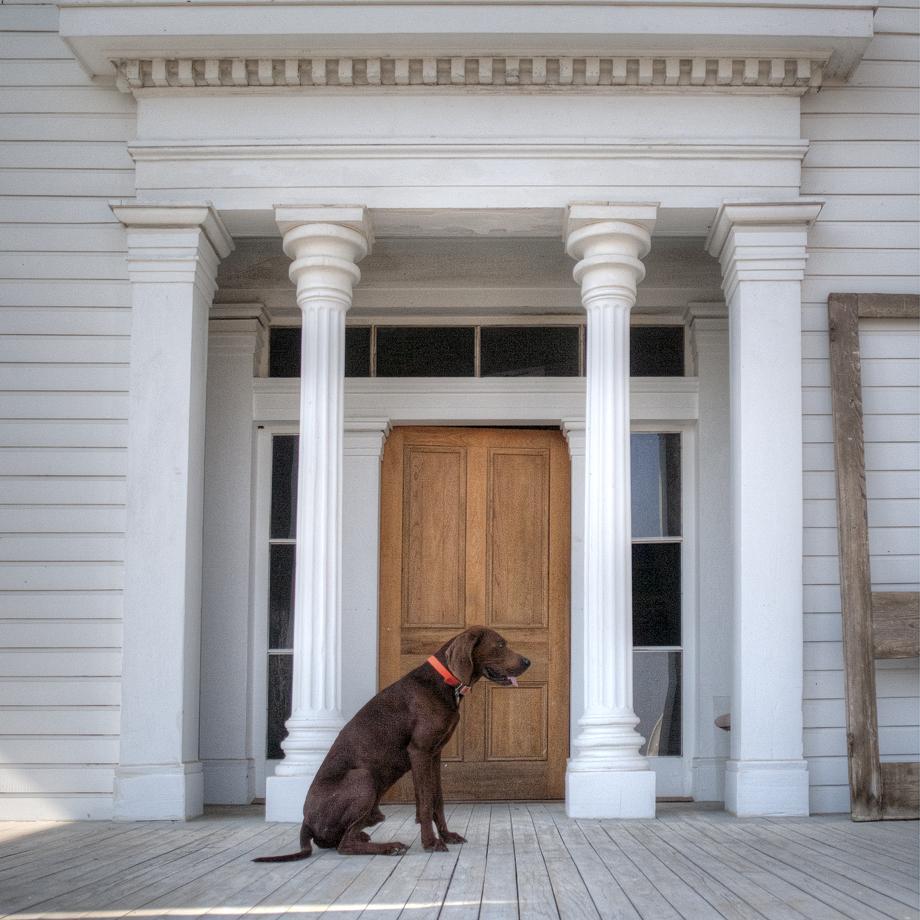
[114, 55, 826, 94]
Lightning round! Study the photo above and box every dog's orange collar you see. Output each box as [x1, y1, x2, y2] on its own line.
[427, 655, 471, 699]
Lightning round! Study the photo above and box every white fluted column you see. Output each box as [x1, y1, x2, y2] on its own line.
[564, 203, 658, 819]
[266, 207, 372, 822]
[707, 200, 822, 816]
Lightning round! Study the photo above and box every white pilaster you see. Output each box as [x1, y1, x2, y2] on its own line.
[342, 419, 390, 721]
[706, 199, 823, 817]
[111, 202, 233, 820]
[200, 303, 268, 805]
[686, 303, 732, 803]
[266, 206, 372, 822]
[564, 203, 658, 819]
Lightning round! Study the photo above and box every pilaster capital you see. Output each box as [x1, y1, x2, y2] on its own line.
[685, 301, 729, 336]
[208, 303, 269, 366]
[705, 199, 824, 302]
[344, 417, 392, 459]
[564, 203, 658, 310]
[110, 202, 233, 299]
[274, 205, 373, 311]
[560, 418, 586, 457]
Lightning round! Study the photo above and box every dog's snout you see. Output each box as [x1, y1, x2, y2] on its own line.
[520, 656, 531, 669]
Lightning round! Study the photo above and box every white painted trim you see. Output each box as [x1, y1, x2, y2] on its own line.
[254, 377, 700, 425]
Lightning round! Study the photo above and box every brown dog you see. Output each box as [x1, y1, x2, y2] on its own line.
[254, 626, 529, 859]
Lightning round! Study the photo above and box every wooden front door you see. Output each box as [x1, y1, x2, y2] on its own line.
[379, 426, 570, 801]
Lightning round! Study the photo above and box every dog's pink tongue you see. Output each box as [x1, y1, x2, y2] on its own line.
[508, 676, 519, 687]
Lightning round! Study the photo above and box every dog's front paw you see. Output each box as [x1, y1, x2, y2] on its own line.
[440, 832, 467, 845]
[423, 839, 449, 852]
[385, 841, 409, 855]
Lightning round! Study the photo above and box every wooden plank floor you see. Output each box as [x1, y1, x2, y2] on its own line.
[0, 803, 916, 920]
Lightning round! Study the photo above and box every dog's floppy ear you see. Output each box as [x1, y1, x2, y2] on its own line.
[445, 628, 483, 686]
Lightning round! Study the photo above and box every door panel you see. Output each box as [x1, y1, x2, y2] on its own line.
[379, 426, 569, 801]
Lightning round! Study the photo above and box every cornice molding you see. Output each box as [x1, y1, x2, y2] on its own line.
[113, 55, 826, 94]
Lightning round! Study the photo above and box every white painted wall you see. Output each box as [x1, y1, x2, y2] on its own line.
[800, 2, 920, 815]
[0, 2, 135, 820]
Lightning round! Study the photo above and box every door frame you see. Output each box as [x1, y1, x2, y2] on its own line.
[250, 377, 701, 800]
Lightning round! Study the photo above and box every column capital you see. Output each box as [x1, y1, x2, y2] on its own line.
[560, 418, 586, 457]
[706, 199, 824, 302]
[564, 203, 658, 310]
[344, 417, 391, 459]
[275, 205, 373, 311]
[209, 303, 269, 370]
[111, 201, 234, 258]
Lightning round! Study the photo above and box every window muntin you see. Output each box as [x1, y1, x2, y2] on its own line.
[267, 322, 686, 378]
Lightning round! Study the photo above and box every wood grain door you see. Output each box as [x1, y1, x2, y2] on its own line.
[379, 427, 570, 801]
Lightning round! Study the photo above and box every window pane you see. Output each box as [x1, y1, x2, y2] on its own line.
[346, 326, 371, 377]
[270, 435, 298, 540]
[631, 326, 685, 377]
[269, 327, 300, 378]
[634, 651, 682, 756]
[631, 433, 681, 538]
[632, 542, 681, 646]
[267, 654, 293, 760]
[269, 544, 295, 650]
[376, 326, 475, 377]
[480, 326, 579, 377]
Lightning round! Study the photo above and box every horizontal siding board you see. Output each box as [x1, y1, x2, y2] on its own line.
[801, 87, 919, 114]
[808, 222, 920, 248]
[0, 708, 119, 735]
[0, 766, 114, 795]
[874, 7, 920, 33]
[801, 167, 919, 196]
[0, 563, 125, 592]
[0, 336, 128, 363]
[804, 441, 919, 471]
[0, 170, 135, 198]
[0, 678, 120, 706]
[0, 60, 91, 87]
[805, 142, 919, 169]
[0, 736, 120, 762]
[849, 60, 920, 87]
[0, 114, 136, 142]
[0, 620, 121, 647]
[801, 114, 919, 140]
[862, 34, 920, 60]
[815, 195, 920, 221]
[804, 726, 919, 757]
[0, 592, 122, 618]
[0, 448, 126, 477]
[0, 34, 73, 60]
[0, 796, 114, 820]
[0, 281, 130, 308]
[0, 650, 120, 678]
[0, 88, 136, 115]
[0, 392, 129, 420]
[0, 144, 134, 171]
[0, 505, 126, 530]
[0, 422, 128, 449]
[0, 224, 129, 252]
[805, 526, 920, 557]
[0, 478, 126, 504]
[0, 253, 130, 281]
[810, 785, 851, 815]
[0, 309, 130, 337]
[805, 469, 920, 501]
[0, 365, 129, 390]
[0, 535, 124, 562]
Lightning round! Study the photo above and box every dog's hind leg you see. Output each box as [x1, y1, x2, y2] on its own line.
[335, 771, 408, 856]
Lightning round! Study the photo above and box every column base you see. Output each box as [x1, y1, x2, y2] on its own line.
[113, 762, 204, 820]
[203, 758, 255, 805]
[724, 759, 810, 816]
[265, 772, 315, 823]
[565, 764, 656, 818]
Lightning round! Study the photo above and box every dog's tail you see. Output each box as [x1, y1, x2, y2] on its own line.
[252, 824, 313, 863]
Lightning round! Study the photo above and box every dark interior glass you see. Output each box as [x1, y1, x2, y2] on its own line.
[270, 435, 298, 540]
[269, 544, 295, 650]
[630, 326, 685, 377]
[634, 651, 682, 756]
[376, 326, 475, 377]
[345, 326, 371, 377]
[269, 326, 300, 378]
[480, 326, 580, 377]
[267, 654, 293, 760]
[631, 433, 681, 538]
[632, 542, 681, 646]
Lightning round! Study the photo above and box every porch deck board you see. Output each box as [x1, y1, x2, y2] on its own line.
[0, 805, 916, 920]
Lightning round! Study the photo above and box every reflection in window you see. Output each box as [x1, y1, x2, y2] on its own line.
[267, 655, 293, 760]
[634, 651, 682, 756]
[631, 433, 681, 538]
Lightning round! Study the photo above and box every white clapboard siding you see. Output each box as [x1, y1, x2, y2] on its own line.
[0, 1, 134, 820]
[800, 6, 920, 812]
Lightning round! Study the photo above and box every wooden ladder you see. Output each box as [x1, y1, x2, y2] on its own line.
[828, 293, 920, 820]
